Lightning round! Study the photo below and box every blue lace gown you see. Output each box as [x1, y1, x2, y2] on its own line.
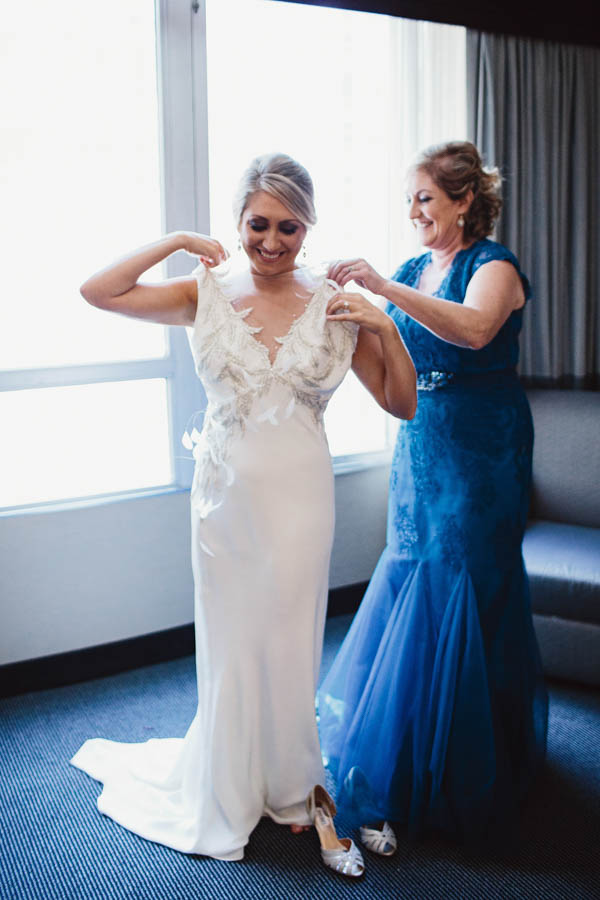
[318, 239, 548, 840]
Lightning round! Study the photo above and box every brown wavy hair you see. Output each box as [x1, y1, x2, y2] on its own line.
[410, 141, 502, 241]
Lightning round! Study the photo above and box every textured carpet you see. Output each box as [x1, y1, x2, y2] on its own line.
[1, 614, 599, 900]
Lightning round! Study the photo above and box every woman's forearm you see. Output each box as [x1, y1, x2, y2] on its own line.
[330, 256, 521, 351]
[80, 232, 188, 306]
[380, 279, 488, 350]
[378, 320, 417, 419]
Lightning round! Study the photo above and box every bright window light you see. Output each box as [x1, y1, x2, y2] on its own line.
[1, 0, 466, 508]
[205, 1, 466, 457]
[0, 380, 172, 508]
[1, 1, 172, 509]
[0, 0, 165, 369]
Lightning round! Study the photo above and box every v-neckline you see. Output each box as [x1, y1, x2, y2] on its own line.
[419, 252, 454, 297]
[212, 273, 325, 369]
[420, 243, 478, 298]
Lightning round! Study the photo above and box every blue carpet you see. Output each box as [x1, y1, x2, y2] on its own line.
[1, 614, 599, 900]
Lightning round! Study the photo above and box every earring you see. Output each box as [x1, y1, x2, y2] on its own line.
[237, 238, 242, 252]
[457, 215, 465, 228]
[302, 244, 307, 259]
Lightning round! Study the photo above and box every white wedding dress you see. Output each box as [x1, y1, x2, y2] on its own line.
[71, 266, 357, 860]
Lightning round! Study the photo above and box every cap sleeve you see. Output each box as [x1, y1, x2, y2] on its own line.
[187, 264, 219, 368]
[471, 241, 532, 302]
[192, 262, 211, 305]
[319, 277, 358, 354]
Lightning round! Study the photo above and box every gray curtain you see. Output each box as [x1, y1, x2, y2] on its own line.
[467, 32, 600, 387]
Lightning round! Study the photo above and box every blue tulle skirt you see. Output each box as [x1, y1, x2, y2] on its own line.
[318, 373, 548, 840]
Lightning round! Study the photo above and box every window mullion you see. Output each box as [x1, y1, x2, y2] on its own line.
[156, 0, 210, 489]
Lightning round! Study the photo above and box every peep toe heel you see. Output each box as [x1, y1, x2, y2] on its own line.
[359, 821, 397, 856]
[306, 785, 364, 879]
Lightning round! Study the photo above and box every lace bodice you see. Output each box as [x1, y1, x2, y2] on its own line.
[186, 265, 357, 518]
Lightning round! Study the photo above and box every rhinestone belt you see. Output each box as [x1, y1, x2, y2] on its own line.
[416, 371, 455, 390]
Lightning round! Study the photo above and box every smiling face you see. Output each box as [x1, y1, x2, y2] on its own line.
[238, 191, 307, 276]
[406, 169, 471, 252]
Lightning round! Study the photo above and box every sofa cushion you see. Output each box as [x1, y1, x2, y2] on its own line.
[523, 520, 600, 624]
[527, 389, 600, 527]
[532, 614, 600, 686]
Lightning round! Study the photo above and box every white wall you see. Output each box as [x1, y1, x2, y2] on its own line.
[0, 465, 389, 665]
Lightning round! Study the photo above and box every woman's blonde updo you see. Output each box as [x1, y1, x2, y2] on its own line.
[410, 141, 502, 242]
[233, 153, 317, 228]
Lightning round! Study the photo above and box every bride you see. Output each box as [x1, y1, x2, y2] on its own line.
[71, 152, 416, 869]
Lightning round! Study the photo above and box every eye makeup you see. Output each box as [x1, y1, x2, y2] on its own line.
[247, 217, 300, 235]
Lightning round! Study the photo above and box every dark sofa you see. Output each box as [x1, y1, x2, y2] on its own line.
[523, 389, 600, 686]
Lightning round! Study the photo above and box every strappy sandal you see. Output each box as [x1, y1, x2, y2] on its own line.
[306, 785, 365, 879]
[359, 821, 397, 856]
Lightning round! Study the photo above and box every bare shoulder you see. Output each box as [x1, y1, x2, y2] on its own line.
[224, 270, 254, 297]
[467, 259, 525, 310]
[294, 265, 328, 294]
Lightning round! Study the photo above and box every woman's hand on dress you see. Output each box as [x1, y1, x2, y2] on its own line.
[327, 292, 393, 337]
[327, 259, 387, 295]
[177, 231, 229, 268]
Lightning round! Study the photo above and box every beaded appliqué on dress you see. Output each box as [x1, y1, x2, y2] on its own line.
[416, 371, 455, 391]
[186, 267, 357, 520]
[393, 504, 419, 551]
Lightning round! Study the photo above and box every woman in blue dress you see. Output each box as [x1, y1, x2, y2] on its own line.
[319, 141, 548, 851]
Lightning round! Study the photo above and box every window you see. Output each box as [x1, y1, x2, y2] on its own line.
[1, 1, 179, 509]
[204, 0, 466, 458]
[0, 0, 466, 510]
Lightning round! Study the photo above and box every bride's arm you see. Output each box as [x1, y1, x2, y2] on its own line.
[80, 231, 228, 326]
[327, 292, 417, 420]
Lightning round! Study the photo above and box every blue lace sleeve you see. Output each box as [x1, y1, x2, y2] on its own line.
[469, 241, 532, 302]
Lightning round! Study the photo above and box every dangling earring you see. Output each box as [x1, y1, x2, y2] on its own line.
[457, 215, 465, 228]
[237, 238, 242, 252]
[302, 244, 307, 259]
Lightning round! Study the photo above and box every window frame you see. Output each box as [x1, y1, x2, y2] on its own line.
[161, 0, 396, 485]
[1, 0, 414, 517]
[0, 0, 207, 513]
[156, 0, 212, 492]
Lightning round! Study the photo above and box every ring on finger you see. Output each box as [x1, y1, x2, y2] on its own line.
[343, 300, 350, 309]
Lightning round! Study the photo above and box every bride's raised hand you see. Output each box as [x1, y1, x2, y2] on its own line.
[327, 292, 393, 337]
[178, 231, 229, 267]
[327, 258, 387, 295]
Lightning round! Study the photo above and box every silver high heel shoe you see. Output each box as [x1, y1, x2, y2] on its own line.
[306, 785, 365, 879]
[359, 821, 397, 856]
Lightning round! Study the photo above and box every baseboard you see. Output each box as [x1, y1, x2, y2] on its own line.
[0, 583, 367, 699]
[326, 581, 367, 617]
[0, 623, 196, 700]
